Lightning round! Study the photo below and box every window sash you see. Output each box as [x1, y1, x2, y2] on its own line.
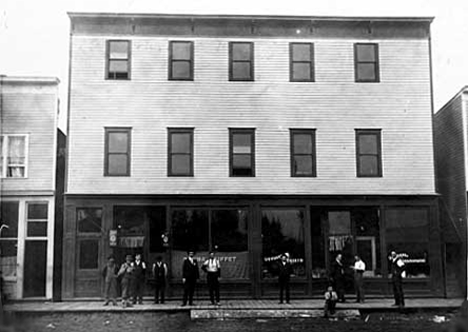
[356, 130, 382, 177]
[290, 43, 315, 82]
[354, 43, 379, 82]
[168, 129, 194, 176]
[229, 42, 254, 81]
[104, 128, 131, 176]
[290, 130, 316, 177]
[169, 41, 194, 80]
[1, 135, 28, 178]
[230, 129, 255, 177]
[107, 40, 130, 80]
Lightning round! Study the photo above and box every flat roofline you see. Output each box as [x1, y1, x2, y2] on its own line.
[67, 12, 434, 23]
[0, 76, 60, 85]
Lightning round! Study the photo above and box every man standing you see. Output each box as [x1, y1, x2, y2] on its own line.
[202, 251, 221, 305]
[330, 253, 346, 302]
[118, 254, 135, 308]
[353, 255, 366, 303]
[152, 256, 168, 304]
[278, 253, 293, 304]
[181, 251, 199, 306]
[132, 254, 147, 304]
[389, 251, 406, 307]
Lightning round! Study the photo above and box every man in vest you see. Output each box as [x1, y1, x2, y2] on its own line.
[132, 253, 147, 304]
[181, 250, 199, 306]
[352, 255, 366, 303]
[118, 254, 135, 308]
[389, 251, 406, 307]
[202, 251, 221, 305]
[152, 256, 168, 304]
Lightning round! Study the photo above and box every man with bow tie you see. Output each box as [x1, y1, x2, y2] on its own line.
[202, 251, 221, 305]
[181, 250, 199, 306]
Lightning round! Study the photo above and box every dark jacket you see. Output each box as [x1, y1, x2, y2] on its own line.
[102, 265, 119, 279]
[390, 258, 405, 280]
[133, 260, 146, 281]
[278, 261, 293, 281]
[153, 262, 167, 285]
[330, 259, 345, 282]
[182, 258, 199, 281]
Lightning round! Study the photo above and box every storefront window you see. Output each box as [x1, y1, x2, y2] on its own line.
[354, 208, 381, 277]
[114, 206, 147, 249]
[0, 201, 18, 278]
[385, 207, 430, 277]
[172, 209, 209, 253]
[310, 208, 326, 278]
[262, 209, 305, 279]
[77, 208, 102, 233]
[328, 211, 353, 266]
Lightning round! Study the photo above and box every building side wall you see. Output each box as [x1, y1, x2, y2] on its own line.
[68, 36, 435, 195]
[1, 84, 58, 193]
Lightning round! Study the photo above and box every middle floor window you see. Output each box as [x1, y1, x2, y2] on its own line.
[168, 128, 194, 176]
[290, 129, 316, 177]
[229, 128, 255, 177]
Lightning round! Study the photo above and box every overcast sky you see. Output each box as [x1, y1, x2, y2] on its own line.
[1, 0, 468, 129]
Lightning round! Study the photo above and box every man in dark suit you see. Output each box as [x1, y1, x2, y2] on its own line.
[181, 251, 199, 306]
[152, 256, 167, 304]
[278, 253, 293, 304]
[389, 251, 406, 307]
[132, 253, 146, 304]
[330, 253, 346, 302]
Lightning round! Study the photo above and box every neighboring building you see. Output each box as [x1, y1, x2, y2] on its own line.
[434, 87, 468, 298]
[0, 76, 62, 300]
[64, 13, 442, 299]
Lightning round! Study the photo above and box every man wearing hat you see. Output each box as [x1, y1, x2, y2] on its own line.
[181, 251, 199, 306]
[132, 253, 147, 304]
[278, 253, 293, 304]
[202, 251, 221, 305]
[118, 254, 135, 308]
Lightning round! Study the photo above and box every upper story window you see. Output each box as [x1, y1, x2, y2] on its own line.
[169, 41, 194, 80]
[229, 129, 255, 177]
[104, 127, 131, 176]
[355, 129, 382, 177]
[106, 40, 131, 80]
[290, 43, 315, 82]
[354, 43, 379, 82]
[168, 128, 194, 176]
[229, 42, 254, 81]
[290, 129, 316, 177]
[0, 135, 28, 178]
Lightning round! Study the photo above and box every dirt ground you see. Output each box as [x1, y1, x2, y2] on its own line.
[0, 311, 463, 332]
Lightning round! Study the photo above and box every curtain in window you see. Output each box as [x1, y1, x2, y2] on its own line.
[7, 137, 25, 177]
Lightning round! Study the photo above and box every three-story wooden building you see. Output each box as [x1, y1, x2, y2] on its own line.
[63, 13, 442, 299]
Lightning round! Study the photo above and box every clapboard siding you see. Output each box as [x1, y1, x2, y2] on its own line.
[2, 85, 58, 193]
[68, 36, 435, 195]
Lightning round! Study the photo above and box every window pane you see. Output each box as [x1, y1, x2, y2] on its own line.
[386, 208, 430, 277]
[172, 42, 191, 60]
[109, 60, 128, 74]
[294, 155, 313, 175]
[328, 211, 351, 235]
[79, 240, 99, 269]
[109, 41, 129, 59]
[357, 63, 376, 81]
[172, 209, 209, 252]
[7, 167, 25, 178]
[233, 154, 251, 169]
[0, 137, 3, 178]
[310, 209, 326, 278]
[77, 208, 102, 233]
[354, 207, 382, 277]
[114, 206, 148, 248]
[359, 134, 378, 154]
[359, 155, 379, 176]
[232, 43, 251, 61]
[262, 209, 305, 279]
[292, 63, 312, 81]
[0, 201, 19, 238]
[108, 154, 128, 175]
[172, 61, 191, 79]
[0, 240, 17, 277]
[233, 134, 251, 151]
[356, 44, 376, 62]
[171, 155, 191, 175]
[8, 136, 25, 164]
[292, 44, 311, 61]
[293, 134, 313, 154]
[211, 209, 249, 280]
[232, 62, 251, 80]
[27, 222, 47, 237]
[171, 133, 191, 153]
[108, 132, 128, 153]
[28, 203, 48, 220]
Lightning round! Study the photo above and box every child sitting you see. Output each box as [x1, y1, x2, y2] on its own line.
[324, 285, 338, 318]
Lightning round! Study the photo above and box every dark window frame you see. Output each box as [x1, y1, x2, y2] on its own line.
[355, 129, 382, 177]
[168, 41, 194, 81]
[229, 42, 254, 81]
[354, 43, 380, 83]
[104, 127, 132, 177]
[167, 128, 194, 177]
[290, 129, 317, 177]
[106, 40, 131, 80]
[289, 43, 315, 82]
[229, 128, 256, 177]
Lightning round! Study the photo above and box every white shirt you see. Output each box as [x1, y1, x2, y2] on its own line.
[204, 258, 220, 272]
[354, 260, 366, 272]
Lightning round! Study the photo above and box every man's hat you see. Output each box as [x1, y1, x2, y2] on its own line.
[125, 254, 133, 260]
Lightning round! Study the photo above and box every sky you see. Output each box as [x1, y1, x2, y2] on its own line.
[1, 0, 468, 129]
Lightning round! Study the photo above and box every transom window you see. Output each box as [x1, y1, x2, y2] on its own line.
[0, 135, 28, 178]
[104, 127, 131, 176]
[26, 203, 48, 237]
[106, 40, 131, 80]
[355, 129, 382, 177]
[290, 43, 315, 82]
[168, 128, 194, 176]
[354, 43, 380, 82]
[229, 129, 255, 177]
[229, 42, 254, 81]
[169, 41, 194, 80]
[290, 129, 316, 177]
